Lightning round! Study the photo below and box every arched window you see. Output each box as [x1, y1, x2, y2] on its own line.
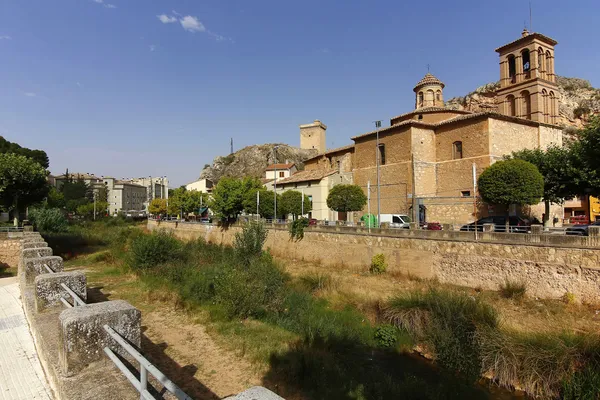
[452, 141, 463, 160]
[507, 55, 516, 83]
[506, 94, 516, 117]
[520, 90, 531, 119]
[427, 89, 434, 106]
[541, 89, 549, 122]
[522, 49, 531, 79]
[545, 51, 552, 79]
[538, 48, 545, 77]
[418, 91, 423, 107]
[549, 91, 557, 123]
[436, 90, 442, 102]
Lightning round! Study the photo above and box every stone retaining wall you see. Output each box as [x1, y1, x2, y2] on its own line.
[0, 237, 23, 269]
[149, 220, 600, 303]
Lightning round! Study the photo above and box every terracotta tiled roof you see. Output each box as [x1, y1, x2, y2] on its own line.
[265, 163, 295, 171]
[413, 73, 445, 92]
[304, 144, 355, 161]
[495, 32, 558, 53]
[390, 107, 472, 122]
[351, 119, 436, 140]
[260, 178, 274, 185]
[277, 169, 338, 185]
[54, 172, 101, 180]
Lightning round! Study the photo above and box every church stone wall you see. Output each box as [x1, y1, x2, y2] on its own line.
[435, 119, 489, 161]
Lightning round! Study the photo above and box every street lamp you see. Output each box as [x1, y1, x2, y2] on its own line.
[273, 146, 280, 222]
[375, 120, 382, 227]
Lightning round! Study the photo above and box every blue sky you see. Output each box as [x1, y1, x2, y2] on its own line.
[1, 0, 598, 187]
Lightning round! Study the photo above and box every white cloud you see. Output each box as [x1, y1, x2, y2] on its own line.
[24, 92, 37, 97]
[180, 16, 205, 33]
[92, 0, 116, 9]
[0, 35, 11, 40]
[149, 45, 156, 52]
[157, 14, 177, 24]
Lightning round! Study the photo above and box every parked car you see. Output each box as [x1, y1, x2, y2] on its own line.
[308, 218, 318, 226]
[380, 214, 412, 229]
[565, 220, 600, 236]
[460, 216, 540, 233]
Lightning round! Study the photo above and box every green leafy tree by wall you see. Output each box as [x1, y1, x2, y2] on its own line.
[148, 198, 167, 216]
[477, 159, 544, 220]
[210, 177, 262, 220]
[326, 184, 368, 214]
[572, 116, 600, 197]
[0, 153, 49, 223]
[280, 190, 312, 219]
[0, 136, 49, 169]
[243, 189, 282, 219]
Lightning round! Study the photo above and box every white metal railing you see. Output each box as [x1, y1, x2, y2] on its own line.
[102, 325, 192, 400]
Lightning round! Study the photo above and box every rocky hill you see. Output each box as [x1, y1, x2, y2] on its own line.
[199, 144, 317, 182]
[446, 76, 600, 129]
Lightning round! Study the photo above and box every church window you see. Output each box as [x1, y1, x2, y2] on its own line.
[418, 114, 423, 120]
[522, 49, 531, 79]
[436, 90, 442, 102]
[452, 141, 463, 160]
[418, 92, 424, 107]
[521, 90, 531, 119]
[545, 51, 552, 76]
[506, 95, 516, 117]
[542, 89, 549, 123]
[538, 48, 545, 74]
[461, 190, 471, 197]
[279, 171, 285, 178]
[508, 55, 516, 83]
[378, 144, 386, 165]
[427, 89, 434, 105]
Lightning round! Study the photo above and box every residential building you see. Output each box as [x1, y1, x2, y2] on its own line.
[185, 178, 214, 193]
[265, 163, 297, 183]
[103, 178, 147, 215]
[126, 177, 169, 212]
[53, 172, 103, 190]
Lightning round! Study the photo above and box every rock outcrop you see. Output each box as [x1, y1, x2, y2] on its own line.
[446, 76, 600, 129]
[199, 144, 317, 182]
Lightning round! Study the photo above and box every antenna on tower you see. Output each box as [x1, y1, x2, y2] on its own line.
[529, 1, 532, 31]
[230, 138, 233, 154]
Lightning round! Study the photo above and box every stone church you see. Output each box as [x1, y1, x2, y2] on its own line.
[302, 29, 564, 224]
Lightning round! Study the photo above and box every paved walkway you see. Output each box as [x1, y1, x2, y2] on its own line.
[0, 277, 53, 400]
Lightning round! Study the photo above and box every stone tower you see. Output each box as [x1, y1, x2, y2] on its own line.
[496, 29, 559, 123]
[413, 73, 445, 109]
[300, 120, 327, 153]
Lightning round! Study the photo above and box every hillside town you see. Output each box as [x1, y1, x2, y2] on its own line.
[2, 3, 600, 400]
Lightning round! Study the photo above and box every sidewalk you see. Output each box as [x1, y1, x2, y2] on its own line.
[0, 277, 53, 400]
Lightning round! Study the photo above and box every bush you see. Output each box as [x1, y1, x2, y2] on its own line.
[299, 272, 335, 293]
[28, 208, 68, 233]
[375, 324, 400, 348]
[233, 221, 268, 263]
[129, 230, 183, 270]
[384, 289, 498, 382]
[289, 217, 309, 241]
[370, 253, 387, 274]
[499, 279, 527, 300]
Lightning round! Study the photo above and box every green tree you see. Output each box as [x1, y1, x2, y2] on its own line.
[45, 187, 65, 209]
[326, 184, 368, 214]
[478, 159, 544, 223]
[167, 187, 186, 216]
[148, 198, 167, 216]
[76, 201, 109, 219]
[510, 146, 581, 226]
[0, 136, 49, 169]
[242, 188, 281, 219]
[0, 153, 49, 224]
[182, 190, 208, 214]
[60, 175, 90, 213]
[280, 190, 312, 219]
[571, 116, 600, 196]
[210, 177, 262, 220]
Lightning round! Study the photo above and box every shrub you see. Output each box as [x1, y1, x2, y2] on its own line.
[233, 221, 268, 263]
[499, 279, 527, 300]
[29, 208, 68, 233]
[289, 217, 309, 241]
[370, 253, 387, 274]
[129, 230, 183, 270]
[299, 272, 335, 293]
[384, 289, 498, 382]
[375, 324, 400, 348]
[563, 292, 576, 304]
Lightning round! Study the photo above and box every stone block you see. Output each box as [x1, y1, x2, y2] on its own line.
[483, 223, 495, 232]
[23, 256, 64, 285]
[22, 235, 43, 243]
[22, 241, 48, 249]
[588, 226, 600, 237]
[59, 300, 141, 376]
[22, 247, 53, 259]
[35, 271, 87, 311]
[225, 387, 285, 400]
[530, 224, 543, 235]
[409, 222, 419, 230]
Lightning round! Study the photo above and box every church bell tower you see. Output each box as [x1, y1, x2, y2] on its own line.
[496, 29, 559, 124]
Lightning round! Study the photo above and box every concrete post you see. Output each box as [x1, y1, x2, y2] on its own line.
[483, 223, 495, 232]
[59, 300, 141, 376]
[34, 271, 87, 311]
[409, 222, 419, 230]
[588, 226, 600, 237]
[22, 241, 48, 250]
[23, 256, 64, 285]
[530, 224, 543, 235]
[442, 223, 453, 231]
[21, 247, 53, 259]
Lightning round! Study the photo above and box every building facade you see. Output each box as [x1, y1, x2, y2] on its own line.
[185, 178, 214, 193]
[103, 178, 147, 215]
[300, 120, 327, 153]
[126, 177, 169, 212]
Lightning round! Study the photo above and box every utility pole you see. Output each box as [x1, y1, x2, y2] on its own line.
[375, 120, 382, 227]
[367, 180, 371, 235]
[473, 163, 478, 240]
[257, 190, 260, 221]
[230, 138, 234, 154]
[93, 191, 97, 221]
[301, 189, 304, 216]
[411, 154, 418, 225]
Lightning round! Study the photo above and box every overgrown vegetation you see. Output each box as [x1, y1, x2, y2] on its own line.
[370, 253, 387, 274]
[29, 208, 68, 233]
[288, 217, 309, 240]
[499, 279, 527, 300]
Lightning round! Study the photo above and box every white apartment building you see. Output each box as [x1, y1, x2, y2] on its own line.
[264, 163, 297, 184]
[185, 178, 214, 193]
[126, 177, 169, 212]
[103, 178, 147, 215]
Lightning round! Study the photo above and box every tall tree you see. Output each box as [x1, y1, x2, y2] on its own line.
[0, 136, 49, 169]
[326, 184, 368, 214]
[148, 198, 167, 216]
[210, 177, 262, 220]
[478, 159, 544, 224]
[280, 190, 312, 219]
[510, 146, 581, 226]
[571, 116, 600, 197]
[243, 188, 282, 219]
[0, 153, 49, 224]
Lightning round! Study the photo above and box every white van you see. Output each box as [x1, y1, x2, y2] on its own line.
[379, 214, 411, 229]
